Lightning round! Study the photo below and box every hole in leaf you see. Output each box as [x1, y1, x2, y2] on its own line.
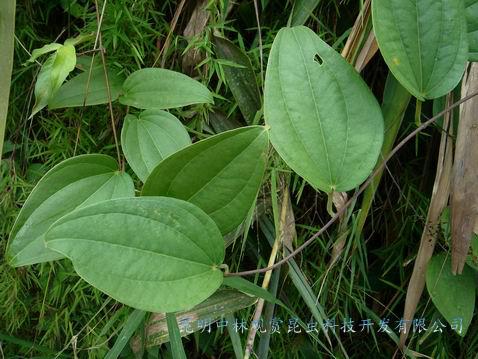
[314, 53, 324, 65]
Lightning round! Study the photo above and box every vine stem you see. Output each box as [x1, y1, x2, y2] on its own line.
[94, 0, 122, 169]
[225, 89, 478, 277]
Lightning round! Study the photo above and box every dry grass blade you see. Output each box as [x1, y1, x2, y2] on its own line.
[341, 0, 371, 63]
[354, 31, 378, 72]
[281, 189, 297, 252]
[399, 94, 454, 348]
[153, 0, 186, 68]
[451, 62, 478, 274]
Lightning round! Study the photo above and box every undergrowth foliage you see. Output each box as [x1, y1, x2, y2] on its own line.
[1, 0, 478, 357]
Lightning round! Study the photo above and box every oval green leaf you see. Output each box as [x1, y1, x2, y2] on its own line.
[119, 68, 213, 109]
[264, 26, 384, 193]
[7, 154, 134, 267]
[48, 66, 125, 109]
[426, 254, 476, 336]
[44, 196, 225, 313]
[121, 109, 191, 182]
[142, 126, 268, 235]
[372, 0, 468, 100]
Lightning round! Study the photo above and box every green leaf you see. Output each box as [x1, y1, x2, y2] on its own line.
[466, 233, 478, 270]
[166, 313, 187, 359]
[213, 35, 261, 124]
[223, 277, 278, 304]
[31, 44, 77, 117]
[119, 68, 213, 109]
[48, 66, 125, 109]
[0, 0, 16, 162]
[105, 309, 146, 359]
[426, 254, 476, 336]
[45, 196, 225, 313]
[264, 26, 384, 193]
[7, 154, 134, 267]
[121, 109, 191, 182]
[466, 0, 478, 61]
[372, 0, 468, 100]
[142, 126, 268, 235]
[290, 0, 321, 26]
[26, 42, 62, 63]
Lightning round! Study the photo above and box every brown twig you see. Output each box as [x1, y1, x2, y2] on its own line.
[93, 0, 122, 168]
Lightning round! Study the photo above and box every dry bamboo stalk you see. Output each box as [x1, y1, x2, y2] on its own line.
[399, 94, 454, 348]
[354, 30, 378, 72]
[451, 62, 478, 274]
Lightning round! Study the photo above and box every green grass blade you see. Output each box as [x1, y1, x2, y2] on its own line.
[226, 312, 244, 358]
[258, 217, 347, 358]
[355, 73, 411, 235]
[105, 309, 146, 359]
[166, 312, 187, 359]
[256, 266, 281, 359]
[0, 0, 15, 161]
[0, 332, 68, 357]
[290, 0, 321, 26]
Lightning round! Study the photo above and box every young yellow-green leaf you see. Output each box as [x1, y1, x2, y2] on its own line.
[44, 197, 225, 313]
[466, 0, 478, 61]
[264, 26, 384, 193]
[26, 42, 62, 63]
[7, 154, 134, 267]
[142, 126, 268, 235]
[426, 254, 476, 336]
[372, 0, 468, 100]
[121, 110, 191, 182]
[31, 44, 76, 117]
[119, 68, 213, 109]
[48, 66, 125, 109]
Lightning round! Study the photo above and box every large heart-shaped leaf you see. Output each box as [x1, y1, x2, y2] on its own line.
[264, 26, 384, 193]
[142, 126, 268, 235]
[7, 154, 134, 267]
[44, 196, 225, 313]
[48, 66, 125, 109]
[121, 109, 191, 182]
[119, 68, 213, 109]
[426, 254, 476, 336]
[466, 0, 478, 61]
[372, 0, 468, 100]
